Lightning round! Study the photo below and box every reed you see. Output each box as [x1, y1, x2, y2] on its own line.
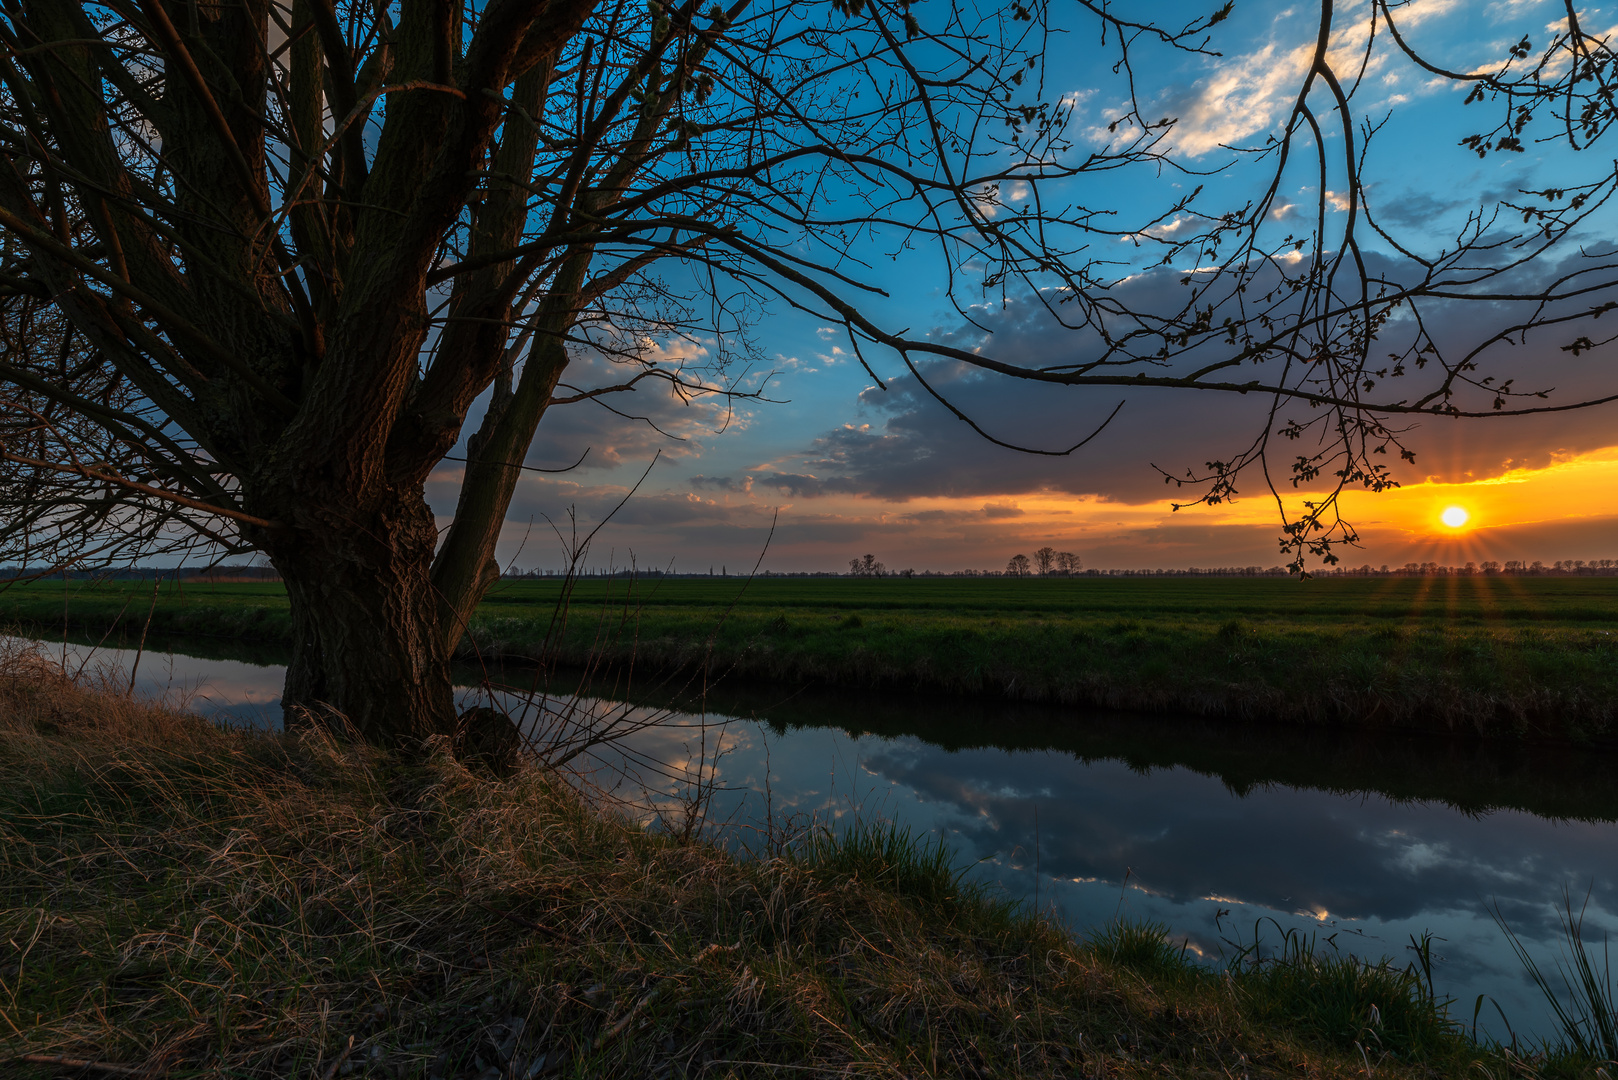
[1493, 888, 1618, 1066]
[1226, 924, 1456, 1060]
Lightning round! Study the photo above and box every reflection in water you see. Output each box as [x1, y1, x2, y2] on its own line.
[13, 635, 1617, 1043]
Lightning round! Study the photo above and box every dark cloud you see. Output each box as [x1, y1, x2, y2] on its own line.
[689, 474, 752, 493]
[1367, 188, 1471, 231]
[505, 346, 744, 473]
[758, 252, 1618, 506]
[895, 502, 1027, 524]
[1362, 169, 1535, 231]
[753, 472, 862, 498]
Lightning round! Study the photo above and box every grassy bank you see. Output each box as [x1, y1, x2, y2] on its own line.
[6, 575, 1618, 741]
[0, 647, 1599, 1079]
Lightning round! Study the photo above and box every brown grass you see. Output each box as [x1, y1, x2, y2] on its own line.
[0, 641, 1505, 1078]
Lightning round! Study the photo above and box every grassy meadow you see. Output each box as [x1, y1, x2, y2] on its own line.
[4, 574, 1618, 740]
[2, 642, 1606, 1079]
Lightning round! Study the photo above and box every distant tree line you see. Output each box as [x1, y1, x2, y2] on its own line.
[13, 559, 1614, 583]
[1336, 560, 1618, 577]
[1003, 547, 1082, 577]
[12, 560, 1613, 583]
[839, 558, 1618, 578]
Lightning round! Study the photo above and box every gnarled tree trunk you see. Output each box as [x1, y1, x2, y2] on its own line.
[255, 482, 457, 746]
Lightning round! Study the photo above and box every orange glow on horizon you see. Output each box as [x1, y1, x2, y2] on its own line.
[655, 444, 1618, 569]
[965, 447, 1618, 544]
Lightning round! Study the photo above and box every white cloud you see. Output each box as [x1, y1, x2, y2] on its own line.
[1158, 0, 1464, 158]
[1486, 0, 1548, 17]
[1119, 214, 1215, 244]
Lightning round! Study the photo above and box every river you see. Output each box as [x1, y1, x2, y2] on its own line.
[17, 633, 1618, 1047]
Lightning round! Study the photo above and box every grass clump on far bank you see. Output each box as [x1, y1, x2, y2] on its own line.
[0, 644, 1607, 1078]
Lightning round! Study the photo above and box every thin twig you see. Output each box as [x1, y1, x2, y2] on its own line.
[126, 577, 160, 696]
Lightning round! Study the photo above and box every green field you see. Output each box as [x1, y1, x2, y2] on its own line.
[5, 574, 1618, 741]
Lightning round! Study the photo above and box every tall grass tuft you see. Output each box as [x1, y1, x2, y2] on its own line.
[1493, 887, 1618, 1065]
[797, 818, 968, 908]
[1083, 919, 1462, 1060]
[1229, 923, 1458, 1059]
[1088, 919, 1195, 984]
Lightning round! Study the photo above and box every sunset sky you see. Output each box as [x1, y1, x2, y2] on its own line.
[430, 0, 1618, 574]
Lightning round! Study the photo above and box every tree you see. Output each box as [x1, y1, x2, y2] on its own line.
[1033, 546, 1056, 576]
[3, 1, 1617, 744]
[848, 554, 885, 578]
[1006, 553, 1031, 577]
[1055, 552, 1081, 576]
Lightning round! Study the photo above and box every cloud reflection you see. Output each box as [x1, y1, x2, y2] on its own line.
[23, 637, 1615, 1042]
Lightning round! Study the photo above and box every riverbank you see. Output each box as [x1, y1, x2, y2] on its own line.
[5, 575, 1618, 742]
[1, 644, 1597, 1079]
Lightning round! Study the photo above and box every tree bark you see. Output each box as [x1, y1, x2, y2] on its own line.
[430, 256, 589, 650]
[258, 483, 457, 746]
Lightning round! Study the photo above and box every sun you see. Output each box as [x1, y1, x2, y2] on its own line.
[1440, 505, 1470, 529]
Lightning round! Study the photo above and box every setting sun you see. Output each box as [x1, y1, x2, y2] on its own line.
[1440, 506, 1470, 529]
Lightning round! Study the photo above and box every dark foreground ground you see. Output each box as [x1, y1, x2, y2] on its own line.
[1, 639, 1605, 1079]
[4, 574, 1618, 741]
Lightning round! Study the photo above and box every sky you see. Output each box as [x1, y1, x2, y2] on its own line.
[428, 0, 1618, 575]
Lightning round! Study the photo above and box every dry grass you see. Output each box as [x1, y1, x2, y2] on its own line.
[0, 642, 1518, 1079]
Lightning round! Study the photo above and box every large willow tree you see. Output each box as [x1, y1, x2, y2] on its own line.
[2, 0, 1616, 743]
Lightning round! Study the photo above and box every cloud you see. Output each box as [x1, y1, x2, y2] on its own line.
[748, 250, 1618, 508]
[892, 501, 1029, 525]
[968, 180, 1034, 221]
[1124, 0, 1464, 158]
[690, 474, 753, 493]
[1363, 169, 1534, 230]
[853, 739, 1618, 957]
[753, 471, 863, 498]
[1120, 213, 1222, 244]
[1486, 0, 1547, 17]
[483, 346, 747, 474]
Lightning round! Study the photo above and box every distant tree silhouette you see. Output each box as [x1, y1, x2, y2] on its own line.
[849, 554, 887, 578]
[1033, 547, 1057, 576]
[1007, 554, 1032, 577]
[1055, 552, 1082, 576]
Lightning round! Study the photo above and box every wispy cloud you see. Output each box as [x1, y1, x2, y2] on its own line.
[1101, 0, 1467, 158]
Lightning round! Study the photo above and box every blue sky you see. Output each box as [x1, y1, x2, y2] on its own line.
[428, 0, 1618, 574]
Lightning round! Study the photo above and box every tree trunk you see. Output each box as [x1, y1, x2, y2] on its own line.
[260, 485, 457, 747]
[430, 256, 590, 649]
[431, 332, 572, 648]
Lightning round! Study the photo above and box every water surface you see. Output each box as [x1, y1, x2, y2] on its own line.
[18, 633, 1618, 1046]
